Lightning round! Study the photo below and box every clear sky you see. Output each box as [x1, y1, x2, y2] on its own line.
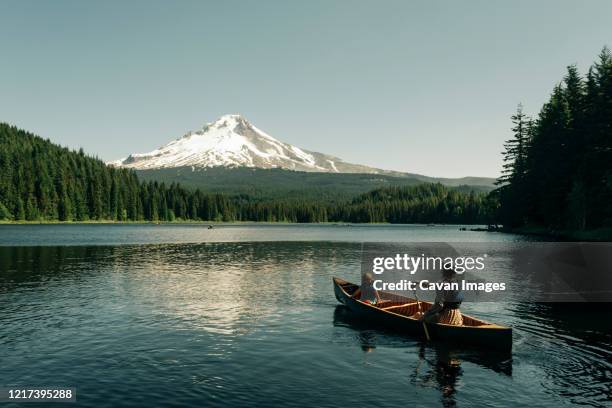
[1, 0, 611, 177]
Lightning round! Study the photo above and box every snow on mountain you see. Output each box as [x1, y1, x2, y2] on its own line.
[108, 114, 384, 173]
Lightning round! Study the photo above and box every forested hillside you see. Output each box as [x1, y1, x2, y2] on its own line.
[497, 47, 612, 233]
[0, 123, 234, 222]
[327, 184, 493, 224]
[136, 166, 493, 202]
[0, 123, 492, 224]
[137, 167, 422, 202]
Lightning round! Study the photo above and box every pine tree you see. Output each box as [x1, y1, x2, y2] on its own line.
[496, 104, 530, 226]
[0, 201, 12, 220]
[496, 46, 612, 233]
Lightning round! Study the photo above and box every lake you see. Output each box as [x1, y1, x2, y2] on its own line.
[0, 224, 610, 407]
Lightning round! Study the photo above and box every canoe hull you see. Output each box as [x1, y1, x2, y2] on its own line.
[333, 277, 512, 351]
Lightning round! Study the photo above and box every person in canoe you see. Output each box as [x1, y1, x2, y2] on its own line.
[419, 267, 464, 326]
[352, 272, 381, 305]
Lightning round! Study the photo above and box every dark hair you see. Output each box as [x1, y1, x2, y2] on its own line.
[442, 267, 456, 279]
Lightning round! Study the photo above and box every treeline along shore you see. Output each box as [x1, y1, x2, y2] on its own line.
[0, 123, 492, 224]
[495, 47, 612, 239]
[0, 48, 610, 236]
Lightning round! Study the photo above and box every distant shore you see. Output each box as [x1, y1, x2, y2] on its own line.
[0, 220, 481, 226]
[507, 226, 612, 242]
[1, 221, 609, 241]
[469, 225, 612, 242]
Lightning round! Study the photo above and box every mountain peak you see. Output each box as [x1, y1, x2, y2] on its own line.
[202, 114, 261, 137]
[208, 113, 247, 127]
[108, 114, 383, 174]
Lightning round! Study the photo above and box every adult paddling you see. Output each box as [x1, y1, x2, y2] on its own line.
[418, 267, 464, 326]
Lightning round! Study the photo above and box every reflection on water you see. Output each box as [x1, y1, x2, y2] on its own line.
[332, 305, 513, 375]
[0, 239, 610, 407]
[413, 346, 463, 408]
[335, 304, 466, 407]
[334, 303, 513, 407]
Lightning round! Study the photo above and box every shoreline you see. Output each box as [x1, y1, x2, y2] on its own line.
[0, 220, 485, 226]
[500, 226, 611, 242]
[1, 221, 609, 241]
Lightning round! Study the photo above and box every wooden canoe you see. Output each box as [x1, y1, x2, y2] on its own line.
[333, 277, 512, 350]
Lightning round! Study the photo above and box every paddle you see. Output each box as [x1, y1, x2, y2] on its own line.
[414, 290, 431, 341]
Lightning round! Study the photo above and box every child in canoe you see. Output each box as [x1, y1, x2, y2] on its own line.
[352, 272, 381, 304]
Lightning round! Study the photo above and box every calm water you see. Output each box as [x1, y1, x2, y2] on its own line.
[0, 225, 610, 407]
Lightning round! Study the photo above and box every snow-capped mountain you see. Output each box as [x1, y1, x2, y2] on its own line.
[109, 114, 385, 173]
